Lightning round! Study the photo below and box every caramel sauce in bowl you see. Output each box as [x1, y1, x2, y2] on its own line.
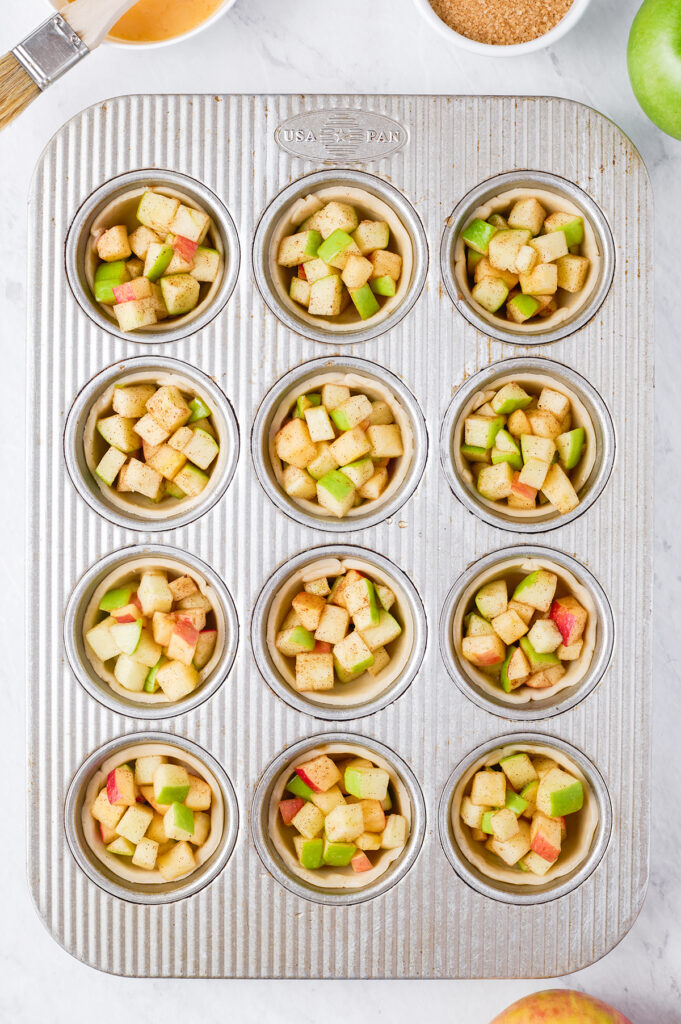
[59, 0, 237, 48]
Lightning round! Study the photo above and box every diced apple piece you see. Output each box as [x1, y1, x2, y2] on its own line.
[472, 276, 509, 312]
[527, 618, 563, 654]
[489, 229, 532, 272]
[507, 197, 546, 236]
[526, 408, 563, 439]
[308, 274, 345, 316]
[381, 814, 408, 849]
[352, 219, 390, 254]
[512, 570, 557, 612]
[295, 755, 342, 793]
[369, 249, 402, 281]
[358, 610, 401, 651]
[529, 231, 568, 264]
[314, 604, 350, 645]
[556, 254, 590, 292]
[114, 654, 148, 692]
[155, 659, 200, 700]
[333, 631, 374, 682]
[541, 463, 579, 514]
[490, 807, 520, 841]
[324, 803, 364, 843]
[193, 630, 217, 670]
[132, 837, 159, 870]
[475, 579, 508, 620]
[470, 769, 505, 807]
[113, 296, 158, 332]
[97, 224, 131, 262]
[358, 468, 388, 500]
[169, 204, 211, 244]
[530, 811, 562, 863]
[91, 788, 125, 830]
[158, 841, 196, 881]
[550, 595, 588, 645]
[536, 767, 584, 816]
[173, 463, 209, 497]
[134, 755, 166, 786]
[519, 263, 558, 296]
[275, 418, 317, 470]
[491, 609, 529, 645]
[295, 652, 334, 691]
[477, 462, 513, 501]
[499, 753, 538, 790]
[462, 634, 506, 668]
[117, 804, 154, 844]
[316, 469, 356, 518]
[558, 640, 584, 660]
[191, 247, 221, 282]
[159, 274, 200, 316]
[486, 819, 531, 865]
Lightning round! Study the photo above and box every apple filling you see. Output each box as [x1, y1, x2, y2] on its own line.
[276, 196, 403, 324]
[460, 566, 590, 695]
[84, 564, 220, 702]
[275, 753, 409, 881]
[272, 380, 406, 519]
[89, 188, 223, 333]
[460, 195, 592, 325]
[458, 749, 588, 880]
[274, 563, 403, 696]
[458, 377, 594, 517]
[88, 750, 218, 882]
[90, 380, 220, 507]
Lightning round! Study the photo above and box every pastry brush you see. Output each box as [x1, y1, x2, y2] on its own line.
[0, 0, 138, 131]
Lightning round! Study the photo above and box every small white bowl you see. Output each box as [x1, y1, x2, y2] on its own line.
[412, 0, 593, 56]
[49, 0, 237, 50]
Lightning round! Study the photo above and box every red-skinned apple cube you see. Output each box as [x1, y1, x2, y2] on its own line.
[530, 811, 562, 862]
[107, 765, 136, 806]
[280, 798, 306, 825]
[350, 850, 373, 873]
[166, 619, 199, 666]
[295, 755, 342, 793]
[550, 595, 588, 645]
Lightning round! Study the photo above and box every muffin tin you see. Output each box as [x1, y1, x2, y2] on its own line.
[26, 94, 652, 978]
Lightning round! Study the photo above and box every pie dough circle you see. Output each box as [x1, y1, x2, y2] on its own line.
[269, 185, 413, 333]
[268, 371, 414, 521]
[81, 554, 226, 705]
[268, 742, 411, 890]
[453, 187, 601, 334]
[83, 368, 228, 521]
[266, 555, 414, 707]
[452, 556, 597, 704]
[453, 371, 597, 521]
[451, 741, 598, 886]
[82, 742, 225, 885]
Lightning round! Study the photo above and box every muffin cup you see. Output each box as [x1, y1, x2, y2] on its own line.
[252, 356, 428, 532]
[441, 170, 615, 345]
[65, 168, 239, 343]
[252, 168, 428, 345]
[439, 545, 615, 719]
[64, 544, 239, 719]
[64, 355, 239, 531]
[251, 545, 427, 720]
[65, 732, 239, 904]
[251, 732, 426, 905]
[440, 356, 615, 532]
[438, 733, 612, 905]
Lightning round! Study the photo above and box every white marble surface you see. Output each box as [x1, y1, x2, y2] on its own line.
[0, 0, 677, 1018]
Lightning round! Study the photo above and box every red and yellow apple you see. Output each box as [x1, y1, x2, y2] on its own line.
[490, 989, 633, 1024]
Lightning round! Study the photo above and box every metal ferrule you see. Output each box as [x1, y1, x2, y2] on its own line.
[13, 13, 89, 91]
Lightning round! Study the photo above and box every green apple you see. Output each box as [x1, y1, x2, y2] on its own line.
[293, 393, 321, 419]
[544, 211, 585, 248]
[460, 443, 491, 463]
[505, 790, 529, 816]
[370, 274, 396, 297]
[481, 811, 495, 834]
[499, 753, 537, 790]
[471, 276, 508, 313]
[500, 645, 517, 693]
[165, 479, 185, 499]
[94, 260, 130, 304]
[519, 635, 560, 671]
[491, 384, 532, 415]
[294, 836, 324, 869]
[144, 655, 167, 693]
[507, 293, 540, 323]
[322, 839, 356, 867]
[188, 396, 212, 422]
[164, 801, 195, 841]
[556, 427, 585, 470]
[110, 619, 143, 655]
[628, 0, 681, 140]
[491, 446, 522, 471]
[144, 242, 173, 281]
[316, 469, 356, 518]
[344, 765, 389, 801]
[475, 579, 507, 620]
[286, 774, 314, 801]
[350, 283, 380, 320]
[536, 767, 584, 817]
[99, 586, 135, 612]
[154, 763, 190, 805]
[461, 218, 497, 255]
[317, 229, 354, 264]
[106, 836, 136, 856]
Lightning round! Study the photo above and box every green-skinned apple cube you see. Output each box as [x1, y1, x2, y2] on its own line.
[486, 819, 531, 866]
[294, 393, 321, 419]
[556, 254, 590, 292]
[314, 604, 350, 645]
[153, 763, 190, 806]
[369, 249, 402, 282]
[159, 274, 200, 315]
[502, 645, 531, 691]
[94, 260, 131, 303]
[541, 463, 579, 513]
[321, 839, 355, 867]
[106, 836, 136, 857]
[367, 424, 403, 459]
[146, 385, 191, 433]
[163, 802, 195, 842]
[507, 197, 546, 236]
[556, 427, 585, 470]
[183, 428, 219, 470]
[472, 276, 509, 313]
[491, 383, 532, 415]
[277, 230, 322, 267]
[529, 230, 568, 264]
[491, 609, 528, 645]
[543, 211, 584, 247]
[381, 814, 408, 849]
[464, 414, 505, 450]
[276, 624, 315, 657]
[358, 467, 388, 500]
[487, 214, 508, 230]
[110, 618, 143, 654]
[490, 807, 520, 841]
[536, 767, 584, 816]
[95, 446, 127, 486]
[99, 586, 135, 613]
[97, 224, 131, 263]
[330, 393, 372, 431]
[293, 835, 324, 869]
[506, 293, 540, 323]
[370, 274, 396, 297]
[352, 219, 390, 254]
[316, 470, 356, 518]
[308, 274, 345, 316]
[113, 653, 147, 691]
[97, 414, 140, 454]
[304, 405, 335, 442]
[289, 276, 311, 307]
[307, 443, 339, 480]
[344, 765, 390, 802]
[465, 612, 495, 637]
[461, 218, 497, 255]
[317, 229, 355, 264]
[358, 609, 402, 652]
[512, 570, 558, 613]
[340, 456, 374, 489]
[491, 446, 522, 471]
[505, 790, 529, 816]
[344, 576, 379, 621]
[374, 584, 395, 612]
[191, 247, 221, 282]
[275, 418, 317, 470]
[474, 579, 507, 620]
[282, 465, 317, 500]
[164, 479, 185, 499]
[324, 803, 364, 843]
[171, 463, 208, 497]
[495, 430, 522, 458]
[333, 630, 375, 681]
[461, 444, 491, 464]
[350, 283, 380, 320]
[143, 241, 173, 281]
[519, 635, 560, 672]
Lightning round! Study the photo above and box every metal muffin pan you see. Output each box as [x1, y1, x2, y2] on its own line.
[65, 167, 241, 344]
[27, 95, 652, 978]
[251, 354, 428, 532]
[438, 732, 613, 905]
[440, 356, 616, 533]
[63, 354, 240, 531]
[64, 732, 240, 905]
[251, 543, 427, 720]
[439, 545, 615, 720]
[440, 169, 616, 346]
[64, 543, 239, 719]
[252, 167, 429, 346]
[251, 731, 427, 905]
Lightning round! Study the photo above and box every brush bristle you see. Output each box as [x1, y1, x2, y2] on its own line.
[0, 52, 39, 130]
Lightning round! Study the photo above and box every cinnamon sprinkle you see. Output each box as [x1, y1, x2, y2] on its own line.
[428, 0, 574, 45]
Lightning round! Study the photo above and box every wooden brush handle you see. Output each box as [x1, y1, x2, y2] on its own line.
[61, 0, 138, 50]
